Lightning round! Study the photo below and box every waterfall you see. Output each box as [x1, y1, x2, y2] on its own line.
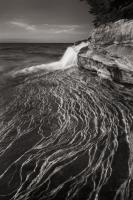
[60, 42, 88, 68]
[14, 42, 88, 75]
[60, 47, 78, 67]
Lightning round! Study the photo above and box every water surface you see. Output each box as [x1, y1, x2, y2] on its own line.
[0, 43, 133, 200]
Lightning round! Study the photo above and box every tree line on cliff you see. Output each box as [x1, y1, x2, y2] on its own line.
[80, 0, 133, 26]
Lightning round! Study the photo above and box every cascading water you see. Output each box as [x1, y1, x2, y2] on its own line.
[13, 42, 88, 75]
[60, 47, 78, 67]
[61, 42, 89, 67]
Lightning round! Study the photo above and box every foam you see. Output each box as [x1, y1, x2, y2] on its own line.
[13, 42, 88, 76]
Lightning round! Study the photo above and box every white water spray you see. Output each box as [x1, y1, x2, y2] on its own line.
[14, 42, 88, 75]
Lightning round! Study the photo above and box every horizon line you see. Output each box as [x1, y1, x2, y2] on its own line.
[0, 41, 74, 44]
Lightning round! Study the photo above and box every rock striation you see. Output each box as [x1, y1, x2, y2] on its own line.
[91, 19, 133, 46]
[78, 19, 133, 84]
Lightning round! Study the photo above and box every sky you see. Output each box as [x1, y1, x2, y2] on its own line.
[0, 0, 93, 43]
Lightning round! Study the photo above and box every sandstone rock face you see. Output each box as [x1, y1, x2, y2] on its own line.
[78, 19, 133, 84]
[91, 19, 133, 46]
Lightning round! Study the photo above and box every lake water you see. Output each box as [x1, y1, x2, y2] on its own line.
[0, 43, 133, 200]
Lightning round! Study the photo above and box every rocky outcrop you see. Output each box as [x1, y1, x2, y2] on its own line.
[91, 19, 133, 46]
[78, 19, 133, 84]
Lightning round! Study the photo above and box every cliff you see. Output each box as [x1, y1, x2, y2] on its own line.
[91, 19, 133, 46]
[78, 20, 133, 84]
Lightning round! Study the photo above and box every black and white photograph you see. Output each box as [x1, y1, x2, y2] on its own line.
[0, 0, 133, 199]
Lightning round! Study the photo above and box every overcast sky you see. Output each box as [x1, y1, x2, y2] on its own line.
[0, 0, 93, 42]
